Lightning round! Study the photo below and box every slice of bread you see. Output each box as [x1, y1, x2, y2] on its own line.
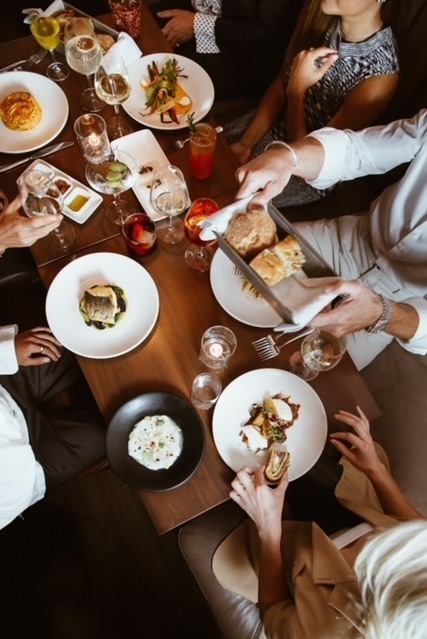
[224, 207, 277, 260]
[249, 235, 306, 287]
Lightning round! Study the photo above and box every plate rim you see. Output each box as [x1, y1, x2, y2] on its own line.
[0, 71, 69, 154]
[212, 367, 328, 481]
[106, 391, 206, 491]
[122, 53, 215, 131]
[45, 251, 160, 359]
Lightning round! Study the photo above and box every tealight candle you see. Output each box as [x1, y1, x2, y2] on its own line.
[87, 132, 101, 148]
[74, 114, 110, 163]
[199, 326, 237, 370]
[209, 342, 224, 359]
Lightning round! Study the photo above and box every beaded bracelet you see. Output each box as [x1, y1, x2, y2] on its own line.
[264, 140, 298, 168]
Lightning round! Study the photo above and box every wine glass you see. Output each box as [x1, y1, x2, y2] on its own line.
[30, 16, 69, 82]
[18, 169, 75, 251]
[64, 18, 104, 113]
[183, 198, 219, 271]
[85, 149, 137, 225]
[149, 165, 190, 245]
[94, 51, 132, 139]
[289, 330, 347, 381]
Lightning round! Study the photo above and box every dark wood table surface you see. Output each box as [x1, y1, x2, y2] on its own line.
[0, 6, 381, 533]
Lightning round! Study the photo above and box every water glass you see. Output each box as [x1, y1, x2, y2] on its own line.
[199, 325, 237, 370]
[191, 373, 222, 410]
[189, 123, 217, 179]
[74, 114, 110, 163]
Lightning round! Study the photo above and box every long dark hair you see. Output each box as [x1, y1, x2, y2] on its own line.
[285, 0, 403, 64]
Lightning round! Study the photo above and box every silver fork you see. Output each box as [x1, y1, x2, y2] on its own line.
[252, 328, 315, 361]
[14, 49, 47, 72]
[172, 125, 223, 150]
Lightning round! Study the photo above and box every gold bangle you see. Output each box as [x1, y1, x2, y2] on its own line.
[264, 140, 297, 168]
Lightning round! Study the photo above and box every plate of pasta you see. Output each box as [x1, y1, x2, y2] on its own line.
[0, 72, 68, 154]
[122, 53, 214, 130]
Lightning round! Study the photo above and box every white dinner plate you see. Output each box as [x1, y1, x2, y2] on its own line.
[46, 252, 160, 359]
[210, 249, 284, 328]
[0, 72, 69, 154]
[111, 130, 169, 221]
[122, 53, 215, 130]
[23, 159, 103, 224]
[212, 368, 327, 481]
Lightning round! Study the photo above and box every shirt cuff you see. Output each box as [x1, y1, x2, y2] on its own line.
[306, 128, 349, 189]
[397, 297, 427, 355]
[0, 325, 19, 374]
[194, 12, 220, 53]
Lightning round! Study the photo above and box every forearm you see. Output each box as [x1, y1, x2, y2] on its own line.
[257, 528, 290, 611]
[240, 80, 286, 150]
[385, 301, 420, 341]
[286, 93, 308, 142]
[367, 463, 424, 520]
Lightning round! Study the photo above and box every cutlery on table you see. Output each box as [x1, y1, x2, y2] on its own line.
[252, 328, 315, 361]
[0, 49, 47, 73]
[0, 141, 75, 173]
[172, 125, 224, 150]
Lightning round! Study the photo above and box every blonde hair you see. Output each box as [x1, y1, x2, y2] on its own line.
[355, 521, 427, 639]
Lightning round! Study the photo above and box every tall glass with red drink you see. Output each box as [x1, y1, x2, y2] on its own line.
[188, 123, 217, 179]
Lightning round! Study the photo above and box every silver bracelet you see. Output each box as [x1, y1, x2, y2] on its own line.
[366, 294, 392, 334]
[264, 140, 297, 168]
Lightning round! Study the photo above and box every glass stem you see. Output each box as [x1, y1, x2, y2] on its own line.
[50, 50, 59, 65]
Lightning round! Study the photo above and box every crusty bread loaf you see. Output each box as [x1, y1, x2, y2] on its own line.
[224, 207, 277, 260]
[249, 235, 306, 287]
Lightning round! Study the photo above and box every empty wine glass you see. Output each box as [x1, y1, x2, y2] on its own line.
[64, 18, 104, 112]
[85, 149, 137, 225]
[149, 165, 190, 245]
[18, 169, 75, 251]
[94, 51, 132, 139]
[30, 16, 69, 82]
[288, 330, 347, 381]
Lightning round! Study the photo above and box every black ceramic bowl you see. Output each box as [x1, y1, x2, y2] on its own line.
[106, 392, 205, 491]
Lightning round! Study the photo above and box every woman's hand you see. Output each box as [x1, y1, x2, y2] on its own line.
[330, 406, 384, 477]
[287, 47, 338, 97]
[0, 194, 62, 252]
[230, 140, 252, 165]
[230, 465, 288, 539]
[15, 327, 62, 367]
[158, 9, 195, 48]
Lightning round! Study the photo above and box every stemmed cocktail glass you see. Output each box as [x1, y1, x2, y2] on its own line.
[19, 169, 75, 251]
[30, 16, 69, 82]
[149, 165, 190, 245]
[183, 198, 219, 271]
[85, 149, 136, 225]
[64, 18, 104, 112]
[94, 51, 132, 139]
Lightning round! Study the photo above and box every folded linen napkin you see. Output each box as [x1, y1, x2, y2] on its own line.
[102, 31, 142, 66]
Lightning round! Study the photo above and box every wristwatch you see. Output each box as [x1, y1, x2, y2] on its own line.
[366, 294, 392, 334]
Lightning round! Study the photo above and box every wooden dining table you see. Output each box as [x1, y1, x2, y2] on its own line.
[0, 5, 381, 534]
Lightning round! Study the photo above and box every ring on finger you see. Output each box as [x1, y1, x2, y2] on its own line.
[40, 346, 44, 353]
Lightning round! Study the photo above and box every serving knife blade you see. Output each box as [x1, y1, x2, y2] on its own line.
[0, 60, 27, 74]
[0, 141, 75, 173]
[213, 230, 295, 323]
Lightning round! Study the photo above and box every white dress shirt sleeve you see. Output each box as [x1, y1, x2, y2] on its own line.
[397, 297, 427, 355]
[0, 324, 19, 374]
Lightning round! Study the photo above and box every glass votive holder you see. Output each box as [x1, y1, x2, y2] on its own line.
[122, 212, 157, 257]
[74, 114, 111, 163]
[199, 325, 237, 370]
[191, 372, 222, 410]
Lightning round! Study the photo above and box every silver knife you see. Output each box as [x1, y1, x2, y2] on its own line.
[213, 230, 295, 323]
[0, 141, 75, 173]
[0, 60, 26, 74]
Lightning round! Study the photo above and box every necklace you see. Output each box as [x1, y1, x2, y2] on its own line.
[340, 21, 383, 41]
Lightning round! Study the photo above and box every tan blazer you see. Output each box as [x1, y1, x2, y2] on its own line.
[213, 444, 402, 639]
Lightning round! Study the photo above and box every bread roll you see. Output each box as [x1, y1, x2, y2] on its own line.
[224, 207, 277, 260]
[249, 235, 306, 287]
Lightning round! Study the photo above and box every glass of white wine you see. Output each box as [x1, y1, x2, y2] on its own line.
[18, 169, 75, 251]
[64, 18, 104, 112]
[289, 330, 347, 381]
[85, 149, 136, 225]
[30, 16, 69, 82]
[94, 51, 132, 139]
[149, 164, 190, 245]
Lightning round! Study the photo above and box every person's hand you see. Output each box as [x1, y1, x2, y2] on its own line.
[309, 279, 384, 336]
[0, 188, 9, 212]
[235, 148, 294, 208]
[0, 195, 62, 251]
[287, 47, 338, 97]
[230, 140, 252, 165]
[15, 327, 62, 366]
[230, 465, 288, 538]
[330, 406, 385, 477]
[157, 9, 195, 48]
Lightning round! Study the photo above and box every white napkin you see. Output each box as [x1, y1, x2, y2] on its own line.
[102, 32, 142, 67]
[274, 275, 340, 327]
[22, 0, 65, 23]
